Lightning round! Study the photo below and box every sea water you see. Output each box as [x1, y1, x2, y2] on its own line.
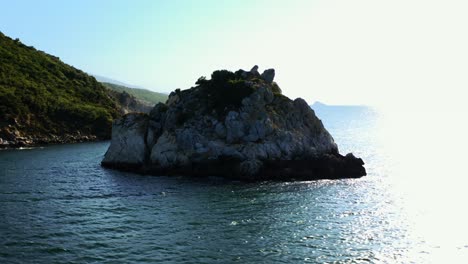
[1, 107, 467, 263]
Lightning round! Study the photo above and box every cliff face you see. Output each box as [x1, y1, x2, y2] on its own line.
[108, 90, 153, 115]
[102, 66, 366, 180]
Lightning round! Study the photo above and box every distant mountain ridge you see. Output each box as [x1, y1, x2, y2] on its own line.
[310, 101, 376, 129]
[311, 101, 371, 110]
[311, 101, 372, 116]
[0, 31, 151, 148]
[93, 75, 142, 89]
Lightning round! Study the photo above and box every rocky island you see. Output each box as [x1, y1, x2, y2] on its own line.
[102, 66, 366, 180]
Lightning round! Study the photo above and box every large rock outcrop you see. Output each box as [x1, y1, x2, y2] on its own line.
[102, 67, 366, 180]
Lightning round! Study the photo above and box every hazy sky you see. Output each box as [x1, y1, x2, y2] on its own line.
[1, 0, 467, 109]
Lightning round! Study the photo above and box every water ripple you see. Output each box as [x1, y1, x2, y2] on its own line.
[1, 114, 467, 263]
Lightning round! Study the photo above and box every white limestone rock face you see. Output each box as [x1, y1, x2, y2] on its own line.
[102, 114, 149, 166]
[102, 66, 366, 180]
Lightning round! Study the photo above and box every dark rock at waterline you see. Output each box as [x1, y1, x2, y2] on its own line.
[101, 66, 366, 181]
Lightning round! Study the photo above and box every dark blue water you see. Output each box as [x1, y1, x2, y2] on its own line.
[1, 107, 466, 263]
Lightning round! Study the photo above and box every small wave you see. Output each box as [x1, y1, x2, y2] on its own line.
[39, 246, 69, 254]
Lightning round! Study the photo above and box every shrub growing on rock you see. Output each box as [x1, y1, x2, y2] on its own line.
[271, 82, 282, 94]
[197, 70, 255, 115]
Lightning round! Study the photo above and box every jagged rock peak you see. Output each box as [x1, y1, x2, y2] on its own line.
[250, 65, 259, 75]
[237, 65, 274, 83]
[261, 68, 275, 83]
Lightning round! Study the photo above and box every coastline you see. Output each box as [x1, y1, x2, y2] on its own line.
[0, 134, 106, 149]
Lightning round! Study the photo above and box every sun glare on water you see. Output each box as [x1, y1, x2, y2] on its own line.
[373, 106, 468, 263]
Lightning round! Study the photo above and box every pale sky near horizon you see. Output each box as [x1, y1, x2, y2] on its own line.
[2, 0, 467, 110]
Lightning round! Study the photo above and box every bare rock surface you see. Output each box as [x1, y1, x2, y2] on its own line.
[102, 113, 149, 166]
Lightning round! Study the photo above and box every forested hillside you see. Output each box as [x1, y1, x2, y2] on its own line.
[0, 32, 148, 147]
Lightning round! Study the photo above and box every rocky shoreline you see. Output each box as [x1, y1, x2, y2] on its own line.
[0, 87, 152, 150]
[0, 132, 101, 149]
[101, 66, 366, 181]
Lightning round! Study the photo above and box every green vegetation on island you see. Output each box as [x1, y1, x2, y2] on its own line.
[101, 82, 167, 105]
